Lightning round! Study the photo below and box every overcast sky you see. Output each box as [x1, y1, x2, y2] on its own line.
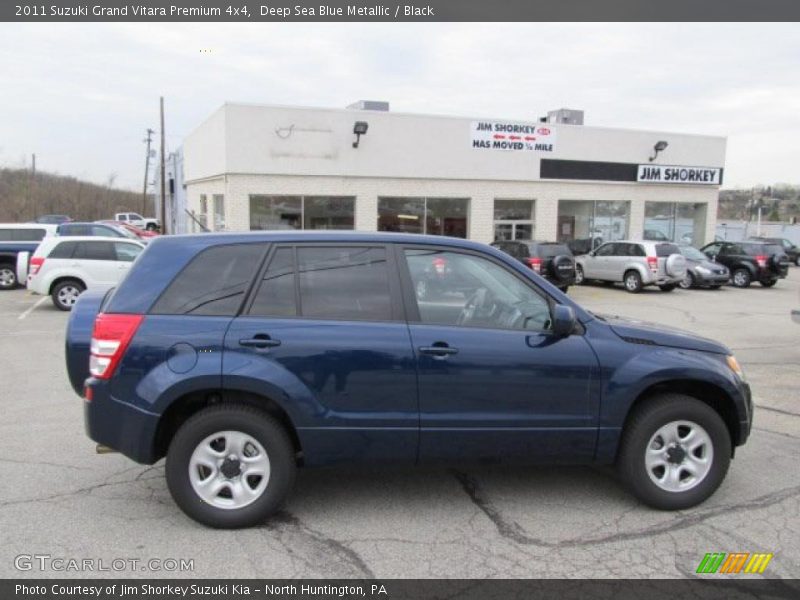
[1, 23, 798, 190]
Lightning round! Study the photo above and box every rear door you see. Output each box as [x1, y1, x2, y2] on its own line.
[400, 246, 599, 463]
[73, 241, 119, 286]
[223, 243, 418, 466]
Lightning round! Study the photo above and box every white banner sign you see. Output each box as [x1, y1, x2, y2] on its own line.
[637, 164, 722, 185]
[471, 121, 557, 153]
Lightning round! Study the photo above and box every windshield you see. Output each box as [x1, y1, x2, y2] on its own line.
[679, 246, 706, 261]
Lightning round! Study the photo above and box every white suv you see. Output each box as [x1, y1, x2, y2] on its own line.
[27, 236, 145, 310]
[574, 240, 687, 293]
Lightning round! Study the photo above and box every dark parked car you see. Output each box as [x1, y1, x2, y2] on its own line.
[67, 232, 752, 528]
[57, 222, 138, 240]
[748, 237, 800, 267]
[34, 214, 72, 224]
[700, 241, 789, 288]
[677, 245, 730, 289]
[491, 240, 576, 292]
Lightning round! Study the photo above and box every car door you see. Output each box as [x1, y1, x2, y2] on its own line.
[400, 246, 600, 463]
[223, 243, 418, 466]
[701, 242, 724, 263]
[72, 241, 119, 286]
[586, 242, 615, 280]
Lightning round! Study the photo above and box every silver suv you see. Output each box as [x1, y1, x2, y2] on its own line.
[574, 241, 687, 293]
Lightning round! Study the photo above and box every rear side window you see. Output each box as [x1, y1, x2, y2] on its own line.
[151, 243, 267, 316]
[297, 246, 392, 321]
[0, 228, 46, 241]
[74, 241, 115, 260]
[655, 243, 680, 257]
[114, 242, 142, 262]
[48, 241, 78, 259]
[535, 244, 571, 258]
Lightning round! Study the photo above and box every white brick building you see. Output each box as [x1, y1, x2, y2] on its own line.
[183, 102, 726, 249]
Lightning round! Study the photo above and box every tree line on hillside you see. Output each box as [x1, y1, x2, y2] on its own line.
[0, 167, 152, 223]
[718, 185, 800, 222]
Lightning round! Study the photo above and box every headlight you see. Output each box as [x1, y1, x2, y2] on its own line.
[726, 355, 746, 381]
[696, 266, 711, 274]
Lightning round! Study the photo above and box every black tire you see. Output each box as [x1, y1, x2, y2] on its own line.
[759, 279, 777, 288]
[146, 223, 158, 231]
[623, 270, 643, 294]
[574, 265, 585, 285]
[678, 272, 694, 290]
[0, 263, 17, 290]
[51, 279, 85, 311]
[795, 256, 800, 267]
[617, 394, 731, 510]
[658, 284, 677, 292]
[732, 268, 751, 288]
[166, 404, 296, 528]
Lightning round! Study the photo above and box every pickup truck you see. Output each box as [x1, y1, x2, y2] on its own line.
[114, 212, 160, 232]
[0, 223, 57, 289]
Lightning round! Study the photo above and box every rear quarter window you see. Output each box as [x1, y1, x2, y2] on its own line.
[534, 244, 572, 258]
[150, 243, 267, 316]
[48, 241, 78, 259]
[655, 243, 680, 257]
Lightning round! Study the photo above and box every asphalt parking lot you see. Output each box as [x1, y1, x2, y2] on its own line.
[1, 272, 798, 579]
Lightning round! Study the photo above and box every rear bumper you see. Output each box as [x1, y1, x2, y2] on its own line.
[83, 379, 160, 464]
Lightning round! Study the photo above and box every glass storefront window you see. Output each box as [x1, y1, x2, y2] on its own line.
[493, 199, 535, 241]
[249, 196, 354, 231]
[557, 200, 629, 253]
[378, 197, 469, 238]
[644, 202, 707, 246]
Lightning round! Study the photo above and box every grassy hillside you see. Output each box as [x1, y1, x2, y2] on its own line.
[0, 167, 151, 223]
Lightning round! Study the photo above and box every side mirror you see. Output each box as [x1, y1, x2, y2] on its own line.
[552, 305, 577, 337]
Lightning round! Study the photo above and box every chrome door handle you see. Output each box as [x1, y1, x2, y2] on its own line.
[239, 335, 281, 349]
[419, 345, 459, 357]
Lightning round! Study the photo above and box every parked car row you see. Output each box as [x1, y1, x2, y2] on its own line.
[491, 237, 792, 294]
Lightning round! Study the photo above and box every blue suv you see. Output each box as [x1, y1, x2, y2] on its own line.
[66, 232, 752, 528]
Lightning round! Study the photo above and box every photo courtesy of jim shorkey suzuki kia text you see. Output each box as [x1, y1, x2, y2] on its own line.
[15, 584, 389, 596]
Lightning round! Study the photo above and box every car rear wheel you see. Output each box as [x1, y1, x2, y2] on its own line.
[617, 394, 731, 510]
[146, 223, 158, 231]
[51, 280, 85, 310]
[166, 404, 296, 528]
[679, 272, 694, 290]
[658, 284, 677, 292]
[0, 264, 17, 290]
[623, 270, 643, 293]
[732, 268, 751, 288]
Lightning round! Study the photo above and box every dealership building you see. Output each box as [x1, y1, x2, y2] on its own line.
[182, 102, 725, 247]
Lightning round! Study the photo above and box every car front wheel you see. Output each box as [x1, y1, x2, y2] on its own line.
[732, 268, 751, 288]
[166, 404, 296, 528]
[617, 394, 731, 510]
[679, 272, 694, 290]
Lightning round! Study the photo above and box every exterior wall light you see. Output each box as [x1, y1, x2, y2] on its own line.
[649, 140, 668, 162]
[353, 121, 369, 148]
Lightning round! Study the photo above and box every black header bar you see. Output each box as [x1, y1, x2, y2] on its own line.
[4, 0, 800, 22]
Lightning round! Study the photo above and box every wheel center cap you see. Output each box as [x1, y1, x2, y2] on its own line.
[220, 456, 242, 478]
[666, 444, 687, 464]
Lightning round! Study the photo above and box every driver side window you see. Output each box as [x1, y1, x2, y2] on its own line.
[404, 249, 552, 332]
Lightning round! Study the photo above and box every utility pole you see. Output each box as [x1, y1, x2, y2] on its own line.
[30, 153, 36, 219]
[159, 97, 167, 234]
[142, 128, 154, 216]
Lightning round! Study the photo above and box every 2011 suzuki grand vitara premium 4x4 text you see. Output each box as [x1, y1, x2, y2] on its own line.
[66, 232, 752, 528]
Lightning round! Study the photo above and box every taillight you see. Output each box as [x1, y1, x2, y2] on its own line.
[89, 313, 143, 380]
[432, 257, 446, 275]
[755, 255, 767, 268]
[526, 257, 543, 273]
[29, 257, 45, 275]
[647, 256, 658, 272]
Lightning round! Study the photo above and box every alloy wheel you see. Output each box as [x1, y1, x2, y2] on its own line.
[645, 420, 713, 493]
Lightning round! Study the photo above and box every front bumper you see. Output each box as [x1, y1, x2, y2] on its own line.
[694, 270, 730, 286]
[83, 379, 161, 464]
